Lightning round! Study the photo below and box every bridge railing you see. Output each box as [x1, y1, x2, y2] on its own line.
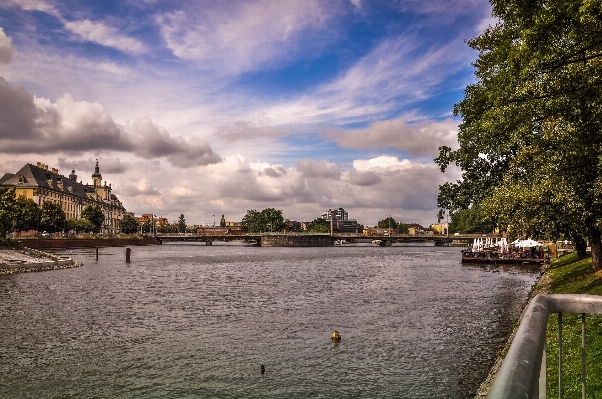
[487, 294, 602, 399]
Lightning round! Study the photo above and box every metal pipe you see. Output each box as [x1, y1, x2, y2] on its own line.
[487, 294, 602, 399]
[558, 312, 563, 399]
[582, 313, 586, 399]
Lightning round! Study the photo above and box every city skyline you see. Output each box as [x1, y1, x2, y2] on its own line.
[0, 0, 493, 226]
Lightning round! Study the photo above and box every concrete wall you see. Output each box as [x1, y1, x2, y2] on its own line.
[16, 237, 156, 249]
[260, 234, 332, 247]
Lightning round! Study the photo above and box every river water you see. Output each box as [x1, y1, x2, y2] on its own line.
[0, 244, 540, 398]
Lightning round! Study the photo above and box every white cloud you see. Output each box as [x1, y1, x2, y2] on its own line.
[352, 155, 411, 172]
[324, 118, 459, 156]
[0, 27, 17, 64]
[64, 20, 146, 54]
[156, 0, 340, 74]
[0, 79, 222, 168]
[4, 0, 59, 16]
[215, 120, 286, 142]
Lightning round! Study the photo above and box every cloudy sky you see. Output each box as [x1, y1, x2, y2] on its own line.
[0, 0, 492, 227]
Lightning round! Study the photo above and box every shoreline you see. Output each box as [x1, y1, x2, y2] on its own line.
[0, 247, 82, 275]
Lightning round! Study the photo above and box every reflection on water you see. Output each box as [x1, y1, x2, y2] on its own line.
[0, 245, 540, 398]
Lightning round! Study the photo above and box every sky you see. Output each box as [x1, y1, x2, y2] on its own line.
[0, 0, 494, 227]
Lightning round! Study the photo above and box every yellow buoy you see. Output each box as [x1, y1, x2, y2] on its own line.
[331, 330, 341, 341]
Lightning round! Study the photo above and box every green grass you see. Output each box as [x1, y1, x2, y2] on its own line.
[534, 254, 602, 397]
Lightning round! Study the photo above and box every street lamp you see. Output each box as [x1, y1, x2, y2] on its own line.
[213, 214, 215, 235]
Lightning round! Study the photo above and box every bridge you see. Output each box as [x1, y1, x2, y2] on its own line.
[155, 233, 483, 247]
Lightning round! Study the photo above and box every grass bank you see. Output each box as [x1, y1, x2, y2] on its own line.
[533, 253, 602, 397]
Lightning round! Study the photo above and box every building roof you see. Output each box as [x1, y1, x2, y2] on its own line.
[0, 163, 125, 209]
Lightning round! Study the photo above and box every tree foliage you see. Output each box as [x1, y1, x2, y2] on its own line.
[119, 214, 140, 234]
[141, 220, 154, 234]
[40, 201, 66, 233]
[81, 205, 105, 233]
[14, 196, 41, 232]
[306, 218, 330, 233]
[242, 208, 286, 233]
[0, 188, 16, 241]
[178, 214, 186, 233]
[436, 0, 602, 269]
[158, 222, 173, 234]
[377, 217, 398, 229]
[66, 218, 95, 233]
[448, 208, 496, 235]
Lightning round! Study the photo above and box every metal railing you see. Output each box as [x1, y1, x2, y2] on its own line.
[487, 294, 602, 399]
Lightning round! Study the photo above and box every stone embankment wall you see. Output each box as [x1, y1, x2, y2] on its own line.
[16, 237, 156, 249]
[260, 235, 332, 247]
[0, 247, 81, 275]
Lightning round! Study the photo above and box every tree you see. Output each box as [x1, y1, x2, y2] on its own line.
[436, 0, 602, 269]
[13, 196, 41, 232]
[119, 214, 139, 234]
[81, 205, 105, 233]
[448, 208, 496, 235]
[40, 201, 66, 233]
[0, 188, 16, 241]
[261, 208, 286, 232]
[157, 222, 173, 234]
[242, 208, 286, 233]
[178, 214, 186, 233]
[378, 217, 398, 230]
[306, 218, 330, 233]
[66, 218, 95, 233]
[141, 220, 153, 234]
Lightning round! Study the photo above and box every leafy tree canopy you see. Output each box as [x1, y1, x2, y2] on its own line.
[0, 188, 16, 241]
[377, 217, 398, 229]
[141, 220, 153, 234]
[306, 218, 330, 233]
[119, 214, 140, 234]
[448, 208, 496, 235]
[436, 0, 602, 269]
[242, 208, 286, 233]
[66, 218, 95, 233]
[81, 205, 105, 233]
[40, 201, 66, 233]
[178, 214, 186, 233]
[157, 222, 173, 234]
[14, 196, 41, 232]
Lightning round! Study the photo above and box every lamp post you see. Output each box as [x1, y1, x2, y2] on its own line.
[388, 213, 391, 235]
[213, 214, 215, 235]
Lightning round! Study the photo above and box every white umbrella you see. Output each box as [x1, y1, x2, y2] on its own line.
[519, 239, 542, 248]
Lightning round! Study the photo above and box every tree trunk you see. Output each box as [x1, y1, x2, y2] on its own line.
[572, 235, 588, 260]
[588, 227, 602, 272]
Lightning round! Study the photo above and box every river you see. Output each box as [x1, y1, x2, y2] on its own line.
[0, 244, 540, 398]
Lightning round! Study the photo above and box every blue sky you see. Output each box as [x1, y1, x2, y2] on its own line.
[0, 0, 493, 226]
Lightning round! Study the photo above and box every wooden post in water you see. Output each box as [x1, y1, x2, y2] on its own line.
[95, 247, 99, 261]
[126, 247, 131, 263]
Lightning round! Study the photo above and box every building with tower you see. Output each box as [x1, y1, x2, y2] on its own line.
[0, 160, 127, 233]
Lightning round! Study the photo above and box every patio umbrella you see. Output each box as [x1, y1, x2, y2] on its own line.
[518, 239, 542, 247]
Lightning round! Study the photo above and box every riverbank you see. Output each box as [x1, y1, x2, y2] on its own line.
[476, 253, 602, 398]
[0, 248, 82, 275]
[14, 236, 156, 249]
